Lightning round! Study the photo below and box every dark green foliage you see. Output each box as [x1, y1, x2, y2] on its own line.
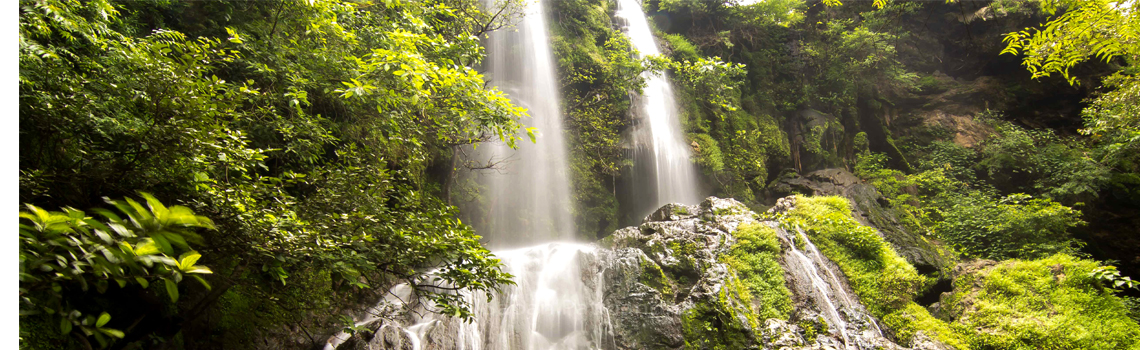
[549, 0, 645, 235]
[975, 113, 1109, 204]
[935, 193, 1084, 260]
[858, 147, 1086, 261]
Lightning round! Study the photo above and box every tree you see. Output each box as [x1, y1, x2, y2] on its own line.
[19, 0, 526, 347]
[1001, 0, 1139, 171]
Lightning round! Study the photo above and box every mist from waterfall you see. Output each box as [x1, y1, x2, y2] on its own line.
[460, 0, 575, 248]
[616, 0, 703, 217]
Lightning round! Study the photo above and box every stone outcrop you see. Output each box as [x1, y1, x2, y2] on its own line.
[329, 197, 953, 350]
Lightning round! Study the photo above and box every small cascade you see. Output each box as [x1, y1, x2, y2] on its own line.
[774, 219, 893, 350]
[327, 243, 611, 350]
[787, 228, 853, 347]
[615, 0, 703, 216]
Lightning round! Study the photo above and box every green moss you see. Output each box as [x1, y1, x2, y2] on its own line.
[951, 255, 1140, 350]
[722, 223, 792, 321]
[680, 287, 753, 350]
[675, 205, 691, 215]
[797, 317, 829, 343]
[639, 255, 675, 297]
[785, 195, 924, 316]
[688, 133, 725, 173]
[19, 314, 82, 350]
[882, 303, 971, 350]
[663, 33, 700, 62]
[883, 255, 1140, 350]
[668, 240, 701, 258]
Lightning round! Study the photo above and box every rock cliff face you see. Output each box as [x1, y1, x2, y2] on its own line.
[328, 197, 951, 350]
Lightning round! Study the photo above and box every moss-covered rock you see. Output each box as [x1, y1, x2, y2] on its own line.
[767, 168, 954, 275]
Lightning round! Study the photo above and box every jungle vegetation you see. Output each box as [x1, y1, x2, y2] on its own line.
[18, 0, 1140, 348]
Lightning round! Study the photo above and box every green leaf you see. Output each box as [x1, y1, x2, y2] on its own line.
[191, 274, 212, 291]
[134, 239, 160, 256]
[99, 328, 125, 338]
[135, 277, 149, 288]
[185, 266, 213, 274]
[178, 251, 202, 271]
[164, 279, 179, 302]
[96, 312, 111, 327]
[60, 317, 72, 335]
[526, 127, 538, 144]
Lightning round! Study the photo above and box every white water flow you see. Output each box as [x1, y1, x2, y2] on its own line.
[615, 0, 702, 214]
[329, 2, 609, 349]
[788, 229, 852, 348]
[327, 243, 611, 350]
[466, 0, 574, 246]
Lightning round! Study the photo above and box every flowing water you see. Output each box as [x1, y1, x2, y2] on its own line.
[787, 229, 852, 347]
[327, 2, 897, 349]
[460, 0, 574, 247]
[330, 1, 611, 349]
[615, 0, 703, 216]
[325, 243, 610, 350]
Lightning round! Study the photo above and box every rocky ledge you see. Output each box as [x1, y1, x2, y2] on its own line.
[329, 197, 953, 350]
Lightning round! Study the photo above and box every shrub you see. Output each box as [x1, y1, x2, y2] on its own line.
[934, 193, 1084, 260]
[19, 193, 215, 348]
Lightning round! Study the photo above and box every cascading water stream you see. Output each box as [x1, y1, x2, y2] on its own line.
[462, 0, 575, 247]
[788, 228, 853, 348]
[326, 243, 610, 350]
[615, 0, 702, 215]
[326, 1, 612, 349]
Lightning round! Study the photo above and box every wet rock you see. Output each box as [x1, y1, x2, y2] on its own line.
[335, 197, 954, 350]
[909, 331, 955, 350]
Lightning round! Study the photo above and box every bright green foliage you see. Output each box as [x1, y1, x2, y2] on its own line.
[20, 0, 521, 346]
[783, 195, 924, 315]
[722, 223, 792, 320]
[1001, 0, 1138, 85]
[1090, 265, 1140, 291]
[1082, 73, 1140, 174]
[19, 193, 214, 348]
[650, 55, 747, 112]
[944, 255, 1140, 350]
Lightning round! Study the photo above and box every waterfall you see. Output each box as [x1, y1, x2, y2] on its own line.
[325, 1, 614, 349]
[326, 243, 610, 350]
[615, 0, 703, 217]
[461, 0, 575, 247]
